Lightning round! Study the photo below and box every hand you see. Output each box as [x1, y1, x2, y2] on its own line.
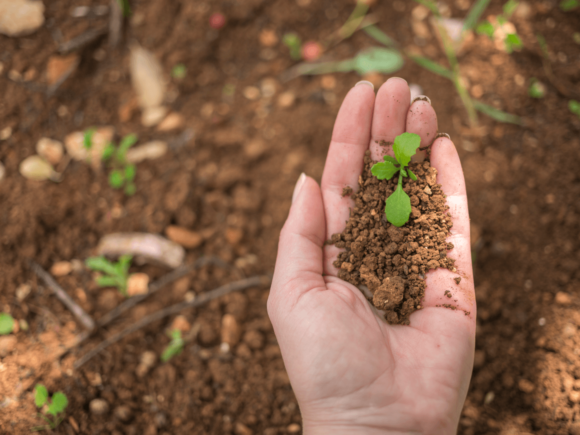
[268, 78, 476, 435]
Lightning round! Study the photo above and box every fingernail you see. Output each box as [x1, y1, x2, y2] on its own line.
[386, 77, 408, 85]
[411, 95, 431, 105]
[355, 80, 374, 90]
[436, 132, 451, 140]
[292, 173, 307, 203]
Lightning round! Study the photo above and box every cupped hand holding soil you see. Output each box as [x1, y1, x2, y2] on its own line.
[269, 78, 475, 435]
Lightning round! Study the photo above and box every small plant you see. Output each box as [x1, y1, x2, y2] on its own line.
[33, 384, 68, 430]
[560, 0, 579, 11]
[171, 64, 187, 79]
[283, 33, 302, 60]
[0, 313, 14, 335]
[529, 78, 546, 99]
[476, 0, 522, 53]
[83, 127, 96, 149]
[86, 255, 132, 296]
[371, 133, 421, 227]
[570, 100, 580, 117]
[102, 134, 138, 196]
[161, 329, 184, 362]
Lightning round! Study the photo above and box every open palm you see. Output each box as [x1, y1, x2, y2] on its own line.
[268, 78, 476, 435]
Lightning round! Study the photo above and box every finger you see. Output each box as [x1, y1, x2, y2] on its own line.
[321, 81, 375, 274]
[269, 174, 327, 314]
[421, 137, 475, 320]
[406, 97, 438, 162]
[369, 77, 410, 161]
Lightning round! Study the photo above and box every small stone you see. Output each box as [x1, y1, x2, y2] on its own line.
[19, 155, 56, 181]
[243, 86, 260, 100]
[65, 126, 114, 167]
[235, 422, 253, 435]
[184, 291, 196, 302]
[15, 284, 31, 301]
[157, 112, 184, 131]
[425, 167, 437, 186]
[412, 4, 429, 20]
[0, 0, 45, 36]
[261, 78, 278, 98]
[0, 127, 11, 140]
[125, 141, 167, 163]
[555, 292, 572, 306]
[141, 106, 168, 127]
[170, 315, 191, 333]
[130, 45, 166, 109]
[259, 29, 278, 47]
[221, 314, 241, 346]
[321, 75, 336, 90]
[244, 138, 267, 159]
[165, 226, 203, 249]
[46, 54, 79, 87]
[277, 91, 295, 108]
[454, 277, 462, 284]
[50, 261, 72, 277]
[514, 1, 532, 19]
[225, 228, 243, 245]
[127, 273, 149, 296]
[287, 424, 301, 433]
[36, 138, 64, 165]
[570, 390, 580, 403]
[140, 350, 156, 368]
[0, 335, 17, 357]
[114, 405, 132, 422]
[89, 399, 109, 415]
[518, 379, 535, 393]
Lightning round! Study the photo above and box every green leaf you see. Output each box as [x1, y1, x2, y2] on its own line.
[161, 331, 184, 362]
[96, 275, 121, 288]
[125, 164, 136, 182]
[101, 143, 115, 161]
[353, 48, 404, 75]
[117, 134, 138, 161]
[503, 0, 519, 17]
[569, 100, 580, 116]
[371, 161, 399, 180]
[47, 392, 68, 417]
[383, 155, 398, 165]
[408, 56, 453, 80]
[83, 128, 95, 149]
[408, 169, 418, 181]
[505, 33, 522, 53]
[393, 132, 421, 168]
[476, 21, 495, 39]
[116, 255, 132, 277]
[0, 313, 14, 335]
[560, 0, 580, 10]
[86, 256, 118, 276]
[473, 101, 522, 124]
[34, 384, 48, 408]
[363, 25, 396, 47]
[109, 170, 125, 188]
[385, 185, 412, 227]
[171, 64, 187, 79]
[283, 33, 302, 60]
[400, 167, 408, 177]
[463, 0, 491, 31]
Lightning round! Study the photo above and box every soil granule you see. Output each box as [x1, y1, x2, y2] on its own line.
[330, 151, 455, 325]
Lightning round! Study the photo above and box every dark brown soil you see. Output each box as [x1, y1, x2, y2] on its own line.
[1, 0, 580, 434]
[330, 152, 456, 325]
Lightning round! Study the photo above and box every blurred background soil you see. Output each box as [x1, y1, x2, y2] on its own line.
[1, 0, 580, 434]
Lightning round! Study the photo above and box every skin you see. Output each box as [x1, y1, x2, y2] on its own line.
[268, 78, 476, 435]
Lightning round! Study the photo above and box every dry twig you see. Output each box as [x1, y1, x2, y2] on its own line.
[74, 275, 270, 369]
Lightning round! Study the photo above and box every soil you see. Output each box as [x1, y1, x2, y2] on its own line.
[330, 153, 456, 325]
[0, 0, 580, 434]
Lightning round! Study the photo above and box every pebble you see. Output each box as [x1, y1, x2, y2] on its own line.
[157, 112, 184, 131]
[287, 423, 301, 433]
[569, 390, 580, 403]
[126, 273, 149, 296]
[514, 1, 532, 19]
[46, 54, 79, 87]
[19, 155, 56, 181]
[141, 106, 168, 127]
[321, 75, 336, 90]
[114, 405, 132, 422]
[243, 86, 260, 100]
[36, 138, 64, 165]
[555, 292, 572, 306]
[0, 0, 45, 36]
[65, 126, 114, 166]
[140, 350, 157, 368]
[125, 141, 167, 163]
[260, 78, 277, 98]
[259, 29, 278, 47]
[165, 225, 203, 249]
[50, 261, 72, 277]
[243, 138, 267, 160]
[221, 314, 241, 346]
[518, 379, 535, 393]
[277, 91, 295, 108]
[0, 126, 11, 140]
[170, 315, 191, 333]
[89, 398, 110, 415]
[235, 422, 253, 435]
[0, 335, 16, 357]
[15, 284, 31, 301]
[130, 45, 166, 109]
[225, 228, 243, 245]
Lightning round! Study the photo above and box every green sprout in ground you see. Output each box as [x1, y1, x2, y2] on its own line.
[570, 100, 580, 117]
[0, 313, 14, 335]
[476, 0, 522, 53]
[371, 133, 421, 227]
[33, 384, 68, 431]
[171, 64, 187, 79]
[283, 33, 302, 60]
[161, 329, 184, 362]
[86, 255, 132, 296]
[529, 78, 546, 99]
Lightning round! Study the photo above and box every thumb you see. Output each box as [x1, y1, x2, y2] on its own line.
[269, 174, 327, 314]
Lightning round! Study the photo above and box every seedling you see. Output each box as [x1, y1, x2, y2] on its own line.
[0, 313, 14, 335]
[33, 384, 68, 430]
[171, 64, 187, 79]
[283, 33, 302, 60]
[83, 128, 96, 149]
[371, 133, 421, 227]
[102, 134, 138, 196]
[86, 255, 132, 296]
[476, 0, 522, 53]
[570, 100, 580, 117]
[529, 78, 546, 99]
[161, 329, 184, 362]
[560, 0, 579, 11]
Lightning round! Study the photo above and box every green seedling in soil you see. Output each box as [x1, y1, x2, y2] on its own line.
[560, 0, 579, 11]
[371, 132, 421, 227]
[83, 127, 96, 149]
[86, 255, 132, 296]
[161, 329, 184, 362]
[529, 78, 546, 99]
[283, 33, 302, 60]
[0, 313, 14, 335]
[476, 0, 522, 53]
[570, 100, 580, 117]
[102, 134, 138, 196]
[32, 384, 68, 431]
[171, 64, 187, 79]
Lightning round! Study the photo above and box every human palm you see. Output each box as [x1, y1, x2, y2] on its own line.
[268, 78, 476, 435]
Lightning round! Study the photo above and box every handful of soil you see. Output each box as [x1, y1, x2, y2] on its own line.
[329, 151, 456, 325]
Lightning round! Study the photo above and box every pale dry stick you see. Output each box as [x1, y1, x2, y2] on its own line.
[58, 26, 108, 54]
[109, 0, 123, 47]
[29, 261, 96, 331]
[74, 275, 271, 369]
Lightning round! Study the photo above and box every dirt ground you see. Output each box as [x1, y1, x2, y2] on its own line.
[1, 0, 580, 434]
